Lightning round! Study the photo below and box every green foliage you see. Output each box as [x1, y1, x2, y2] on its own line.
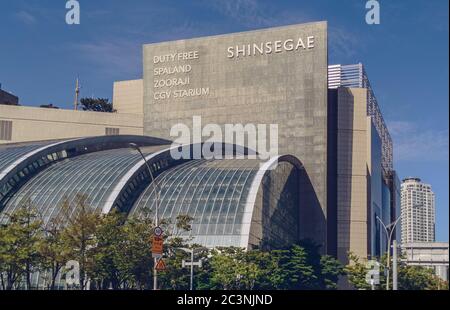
[345, 252, 448, 290]
[80, 97, 115, 112]
[38, 213, 71, 289]
[398, 264, 448, 290]
[344, 252, 372, 290]
[3, 199, 445, 291]
[157, 217, 196, 290]
[87, 210, 130, 289]
[59, 195, 102, 290]
[1, 200, 347, 290]
[320, 255, 345, 290]
[0, 202, 44, 289]
[208, 247, 260, 290]
[39, 104, 59, 109]
[203, 241, 343, 290]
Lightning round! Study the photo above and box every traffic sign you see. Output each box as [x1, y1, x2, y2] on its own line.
[154, 226, 163, 237]
[152, 236, 164, 254]
[155, 258, 166, 271]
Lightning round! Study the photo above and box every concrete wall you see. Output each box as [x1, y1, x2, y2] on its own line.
[402, 242, 449, 281]
[336, 87, 370, 262]
[143, 21, 329, 250]
[113, 79, 144, 114]
[0, 105, 143, 144]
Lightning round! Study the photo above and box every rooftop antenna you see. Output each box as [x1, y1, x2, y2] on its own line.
[74, 77, 80, 110]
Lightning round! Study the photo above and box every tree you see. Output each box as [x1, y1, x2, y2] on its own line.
[38, 214, 71, 290]
[319, 255, 344, 290]
[85, 210, 131, 289]
[398, 263, 448, 290]
[345, 252, 448, 290]
[271, 244, 317, 289]
[80, 98, 115, 112]
[209, 247, 246, 290]
[158, 215, 195, 290]
[0, 202, 44, 290]
[117, 215, 155, 289]
[39, 104, 59, 109]
[206, 241, 343, 291]
[243, 250, 274, 290]
[60, 195, 101, 290]
[344, 252, 371, 290]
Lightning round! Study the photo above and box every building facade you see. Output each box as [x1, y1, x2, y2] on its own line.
[328, 63, 393, 174]
[0, 87, 19, 106]
[328, 65, 399, 261]
[143, 22, 329, 251]
[0, 22, 399, 264]
[0, 104, 143, 143]
[402, 242, 449, 282]
[401, 177, 435, 243]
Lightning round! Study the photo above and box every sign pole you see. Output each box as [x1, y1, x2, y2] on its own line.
[129, 143, 162, 290]
[190, 250, 194, 290]
[393, 240, 398, 290]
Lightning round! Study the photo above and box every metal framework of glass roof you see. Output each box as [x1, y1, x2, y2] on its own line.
[0, 136, 303, 250]
[130, 159, 260, 247]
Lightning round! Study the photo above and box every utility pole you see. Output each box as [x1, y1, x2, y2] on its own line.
[392, 239, 398, 290]
[74, 77, 80, 110]
[179, 247, 206, 290]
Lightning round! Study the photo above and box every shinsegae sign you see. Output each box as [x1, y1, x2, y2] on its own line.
[226, 36, 315, 59]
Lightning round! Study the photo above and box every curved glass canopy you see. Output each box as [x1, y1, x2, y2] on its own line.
[0, 137, 302, 250]
[0, 141, 58, 173]
[0, 137, 305, 290]
[0, 145, 164, 224]
[129, 159, 260, 247]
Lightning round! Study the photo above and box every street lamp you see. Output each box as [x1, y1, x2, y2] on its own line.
[376, 215, 401, 290]
[129, 143, 161, 290]
[178, 247, 207, 290]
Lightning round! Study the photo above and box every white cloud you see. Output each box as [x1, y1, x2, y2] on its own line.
[388, 121, 449, 162]
[15, 11, 37, 25]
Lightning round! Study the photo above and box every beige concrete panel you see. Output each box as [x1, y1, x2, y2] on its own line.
[113, 79, 144, 115]
[0, 105, 143, 144]
[337, 88, 368, 131]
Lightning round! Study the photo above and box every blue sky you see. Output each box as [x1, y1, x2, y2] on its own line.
[1, 0, 448, 241]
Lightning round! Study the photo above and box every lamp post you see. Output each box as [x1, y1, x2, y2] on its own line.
[129, 143, 161, 290]
[178, 247, 207, 290]
[376, 215, 401, 290]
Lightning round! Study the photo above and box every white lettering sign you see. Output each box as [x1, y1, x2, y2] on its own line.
[227, 36, 315, 59]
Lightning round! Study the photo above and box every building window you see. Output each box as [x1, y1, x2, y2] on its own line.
[105, 127, 120, 136]
[0, 120, 12, 141]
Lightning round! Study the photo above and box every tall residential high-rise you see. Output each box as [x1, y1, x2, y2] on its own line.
[401, 178, 435, 243]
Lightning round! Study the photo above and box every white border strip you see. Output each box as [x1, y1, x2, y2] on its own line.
[0, 139, 79, 180]
[239, 156, 281, 249]
[101, 145, 178, 214]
